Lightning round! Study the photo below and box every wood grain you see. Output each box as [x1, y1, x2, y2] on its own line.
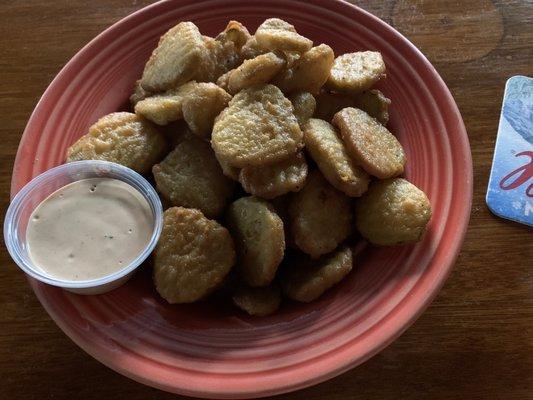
[1, 1, 532, 399]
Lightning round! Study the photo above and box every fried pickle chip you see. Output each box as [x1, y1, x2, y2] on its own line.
[212, 84, 303, 168]
[289, 91, 316, 126]
[239, 152, 308, 199]
[326, 51, 386, 93]
[274, 44, 334, 95]
[154, 207, 235, 303]
[355, 178, 432, 245]
[216, 20, 251, 50]
[134, 81, 198, 125]
[216, 69, 234, 91]
[140, 22, 206, 92]
[289, 170, 352, 258]
[66, 112, 166, 174]
[332, 107, 405, 178]
[255, 18, 313, 53]
[303, 118, 369, 197]
[130, 80, 153, 106]
[152, 136, 234, 218]
[314, 90, 391, 124]
[227, 52, 286, 94]
[241, 36, 267, 60]
[232, 284, 281, 316]
[181, 83, 232, 138]
[281, 246, 353, 302]
[226, 196, 285, 287]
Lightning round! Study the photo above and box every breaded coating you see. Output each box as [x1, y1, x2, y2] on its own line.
[211, 36, 242, 77]
[274, 44, 334, 95]
[255, 18, 313, 53]
[152, 136, 234, 218]
[303, 118, 369, 197]
[333, 107, 405, 178]
[216, 69, 234, 92]
[289, 170, 353, 258]
[226, 196, 285, 287]
[281, 246, 353, 302]
[283, 50, 301, 68]
[353, 89, 391, 125]
[289, 91, 316, 126]
[355, 178, 432, 245]
[134, 81, 198, 125]
[130, 80, 153, 106]
[239, 152, 308, 199]
[66, 112, 166, 174]
[181, 82, 232, 138]
[216, 20, 251, 50]
[227, 52, 286, 94]
[140, 22, 205, 91]
[197, 36, 241, 83]
[153, 207, 235, 303]
[326, 51, 386, 93]
[232, 284, 281, 316]
[314, 90, 391, 124]
[212, 84, 303, 168]
[241, 36, 267, 60]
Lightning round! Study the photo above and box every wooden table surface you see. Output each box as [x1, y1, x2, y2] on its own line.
[1, 1, 531, 399]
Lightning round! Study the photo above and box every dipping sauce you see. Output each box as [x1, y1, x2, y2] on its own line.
[26, 178, 153, 281]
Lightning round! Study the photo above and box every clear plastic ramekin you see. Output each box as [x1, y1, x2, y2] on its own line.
[4, 160, 163, 295]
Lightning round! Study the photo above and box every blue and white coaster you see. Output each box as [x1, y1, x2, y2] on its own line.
[486, 75, 533, 227]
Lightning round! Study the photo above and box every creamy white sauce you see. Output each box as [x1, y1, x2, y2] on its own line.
[26, 178, 153, 281]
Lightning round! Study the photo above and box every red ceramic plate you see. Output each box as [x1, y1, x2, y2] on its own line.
[12, 0, 472, 398]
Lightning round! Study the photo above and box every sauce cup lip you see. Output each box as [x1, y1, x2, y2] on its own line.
[4, 160, 163, 290]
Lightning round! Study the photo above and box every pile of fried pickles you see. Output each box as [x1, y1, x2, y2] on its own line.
[66, 19, 432, 316]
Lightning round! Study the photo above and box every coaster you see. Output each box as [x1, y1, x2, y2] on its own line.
[486, 75, 532, 227]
